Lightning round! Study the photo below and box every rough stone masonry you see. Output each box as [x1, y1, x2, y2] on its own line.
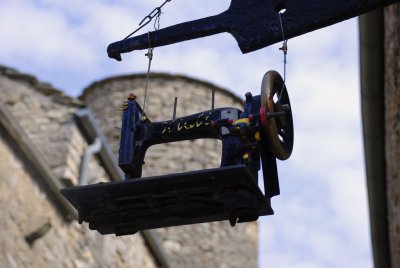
[385, 4, 400, 268]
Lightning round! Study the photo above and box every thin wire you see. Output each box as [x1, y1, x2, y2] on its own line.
[143, 32, 153, 113]
[130, 2, 168, 113]
[278, 11, 288, 102]
[154, 9, 162, 30]
[137, 2, 167, 113]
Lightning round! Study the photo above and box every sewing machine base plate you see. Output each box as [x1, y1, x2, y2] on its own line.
[61, 165, 272, 236]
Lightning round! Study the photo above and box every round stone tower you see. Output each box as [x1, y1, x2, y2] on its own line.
[81, 73, 258, 267]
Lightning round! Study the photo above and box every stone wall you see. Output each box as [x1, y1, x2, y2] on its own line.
[384, 4, 400, 268]
[82, 73, 259, 268]
[0, 66, 86, 185]
[0, 66, 159, 268]
[0, 132, 158, 268]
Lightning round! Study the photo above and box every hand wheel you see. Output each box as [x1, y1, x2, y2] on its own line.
[259, 70, 294, 160]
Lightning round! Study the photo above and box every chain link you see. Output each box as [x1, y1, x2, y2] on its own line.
[124, 0, 171, 40]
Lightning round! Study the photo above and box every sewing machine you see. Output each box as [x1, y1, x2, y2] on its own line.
[61, 71, 293, 236]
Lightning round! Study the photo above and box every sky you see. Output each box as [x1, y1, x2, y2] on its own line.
[0, 0, 372, 267]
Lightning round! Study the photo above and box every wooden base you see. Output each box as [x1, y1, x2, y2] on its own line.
[61, 165, 272, 236]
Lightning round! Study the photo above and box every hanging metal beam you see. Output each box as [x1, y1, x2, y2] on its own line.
[108, 0, 400, 60]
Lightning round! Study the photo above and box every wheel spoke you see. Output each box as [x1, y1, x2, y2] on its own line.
[278, 128, 286, 137]
[278, 129, 286, 142]
[260, 70, 293, 160]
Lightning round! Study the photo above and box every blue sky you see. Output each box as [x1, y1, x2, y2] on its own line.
[0, 0, 372, 267]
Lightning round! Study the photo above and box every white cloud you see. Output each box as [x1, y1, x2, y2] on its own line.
[0, 1, 95, 67]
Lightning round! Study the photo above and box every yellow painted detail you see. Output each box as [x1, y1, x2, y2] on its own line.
[141, 115, 147, 122]
[242, 153, 249, 159]
[234, 118, 249, 125]
[177, 121, 184, 131]
[184, 122, 192, 130]
[254, 131, 260, 141]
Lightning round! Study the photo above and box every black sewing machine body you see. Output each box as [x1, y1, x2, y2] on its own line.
[120, 95, 264, 180]
[61, 71, 293, 235]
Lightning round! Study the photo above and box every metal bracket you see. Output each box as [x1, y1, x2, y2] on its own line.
[107, 0, 400, 60]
